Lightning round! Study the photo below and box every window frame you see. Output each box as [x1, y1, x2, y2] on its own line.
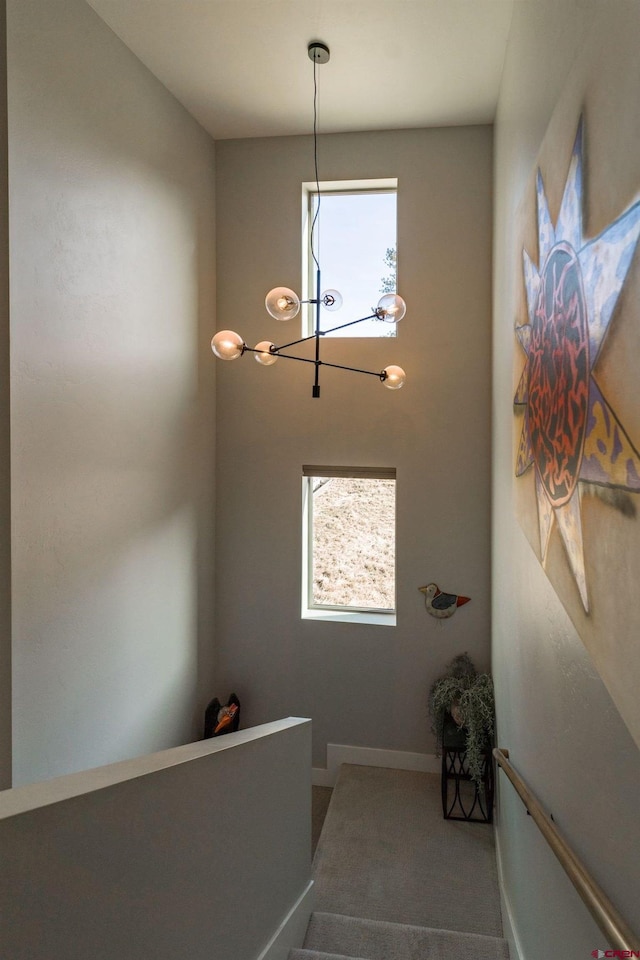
[301, 465, 397, 627]
[301, 178, 399, 339]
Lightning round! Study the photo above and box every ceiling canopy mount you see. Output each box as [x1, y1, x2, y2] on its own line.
[308, 41, 330, 64]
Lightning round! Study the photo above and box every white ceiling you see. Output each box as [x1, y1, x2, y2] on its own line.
[86, 0, 514, 141]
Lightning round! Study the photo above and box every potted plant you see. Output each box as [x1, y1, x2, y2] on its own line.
[428, 653, 495, 786]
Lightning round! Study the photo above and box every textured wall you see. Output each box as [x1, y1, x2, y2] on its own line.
[493, 2, 640, 956]
[214, 127, 492, 766]
[0, 0, 10, 790]
[0, 720, 311, 960]
[8, 0, 216, 785]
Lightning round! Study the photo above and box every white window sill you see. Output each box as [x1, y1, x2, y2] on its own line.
[302, 608, 396, 627]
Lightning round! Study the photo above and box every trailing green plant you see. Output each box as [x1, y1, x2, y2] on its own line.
[428, 652, 476, 744]
[428, 653, 495, 787]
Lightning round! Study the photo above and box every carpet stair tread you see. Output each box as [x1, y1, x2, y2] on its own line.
[302, 911, 510, 960]
[289, 951, 365, 960]
[312, 764, 503, 938]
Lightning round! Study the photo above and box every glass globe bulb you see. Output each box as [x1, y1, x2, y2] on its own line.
[382, 365, 406, 390]
[211, 330, 245, 361]
[265, 286, 301, 321]
[321, 289, 343, 312]
[376, 294, 407, 323]
[254, 341, 278, 366]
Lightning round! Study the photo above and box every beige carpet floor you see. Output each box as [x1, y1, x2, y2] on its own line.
[311, 764, 503, 939]
[312, 785, 333, 858]
[295, 912, 509, 960]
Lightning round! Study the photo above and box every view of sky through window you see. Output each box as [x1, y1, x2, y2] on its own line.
[310, 190, 397, 337]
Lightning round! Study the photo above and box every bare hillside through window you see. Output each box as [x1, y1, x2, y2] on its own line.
[311, 477, 395, 610]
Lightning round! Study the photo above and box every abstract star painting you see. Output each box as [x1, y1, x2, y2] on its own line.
[513, 117, 640, 614]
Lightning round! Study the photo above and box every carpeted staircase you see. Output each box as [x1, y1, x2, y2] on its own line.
[291, 764, 509, 960]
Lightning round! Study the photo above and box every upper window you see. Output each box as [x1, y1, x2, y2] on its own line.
[302, 466, 396, 625]
[302, 179, 398, 338]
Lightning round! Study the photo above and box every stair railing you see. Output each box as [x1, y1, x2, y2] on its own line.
[493, 747, 638, 951]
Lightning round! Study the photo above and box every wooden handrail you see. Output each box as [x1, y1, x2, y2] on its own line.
[493, 747, 638, 951]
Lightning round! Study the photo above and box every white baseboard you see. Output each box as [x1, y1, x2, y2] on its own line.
[312, 743, 440, 787]
[495, 832, 523, 960]
[255, 880, 314, 960]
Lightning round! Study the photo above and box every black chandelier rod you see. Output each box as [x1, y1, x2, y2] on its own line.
[319, 359, 386, 379]
[275, 332, 319, 351]
[320, 312, 379, 335]
[242, 345, 386, 381]
[275, 313, 379, 352]
[314, 268, 321, 396]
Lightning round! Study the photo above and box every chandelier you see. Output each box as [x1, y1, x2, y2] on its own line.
[210, 41, 407, 399]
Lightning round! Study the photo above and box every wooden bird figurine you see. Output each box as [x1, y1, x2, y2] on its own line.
[419, 582, 470, 618]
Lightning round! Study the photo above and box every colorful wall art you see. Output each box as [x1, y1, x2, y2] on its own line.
[513, 115, 640, 625]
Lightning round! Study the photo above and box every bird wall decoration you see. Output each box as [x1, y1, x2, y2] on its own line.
[419, 583, 471, 619]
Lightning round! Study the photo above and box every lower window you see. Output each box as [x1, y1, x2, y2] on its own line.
[302, 466, 396, 623]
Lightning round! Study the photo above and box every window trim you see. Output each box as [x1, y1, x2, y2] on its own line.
[301, 179, 399, 339]
[301, 465, 397, 626]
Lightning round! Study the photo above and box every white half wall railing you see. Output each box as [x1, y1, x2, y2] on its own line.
[0, 718, 313, 960]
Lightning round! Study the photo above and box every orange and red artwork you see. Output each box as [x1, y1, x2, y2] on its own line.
[514, 118, 640, 613]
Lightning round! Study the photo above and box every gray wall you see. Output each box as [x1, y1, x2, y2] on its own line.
[215, 127, 493, 766]
[493, 2, 640, 955]
[0, 0, 9, 791]
[8, 0, 217, 785]
[0, 719, 311, 960]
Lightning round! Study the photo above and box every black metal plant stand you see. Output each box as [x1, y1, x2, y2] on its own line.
[441, 714, 494, 823]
